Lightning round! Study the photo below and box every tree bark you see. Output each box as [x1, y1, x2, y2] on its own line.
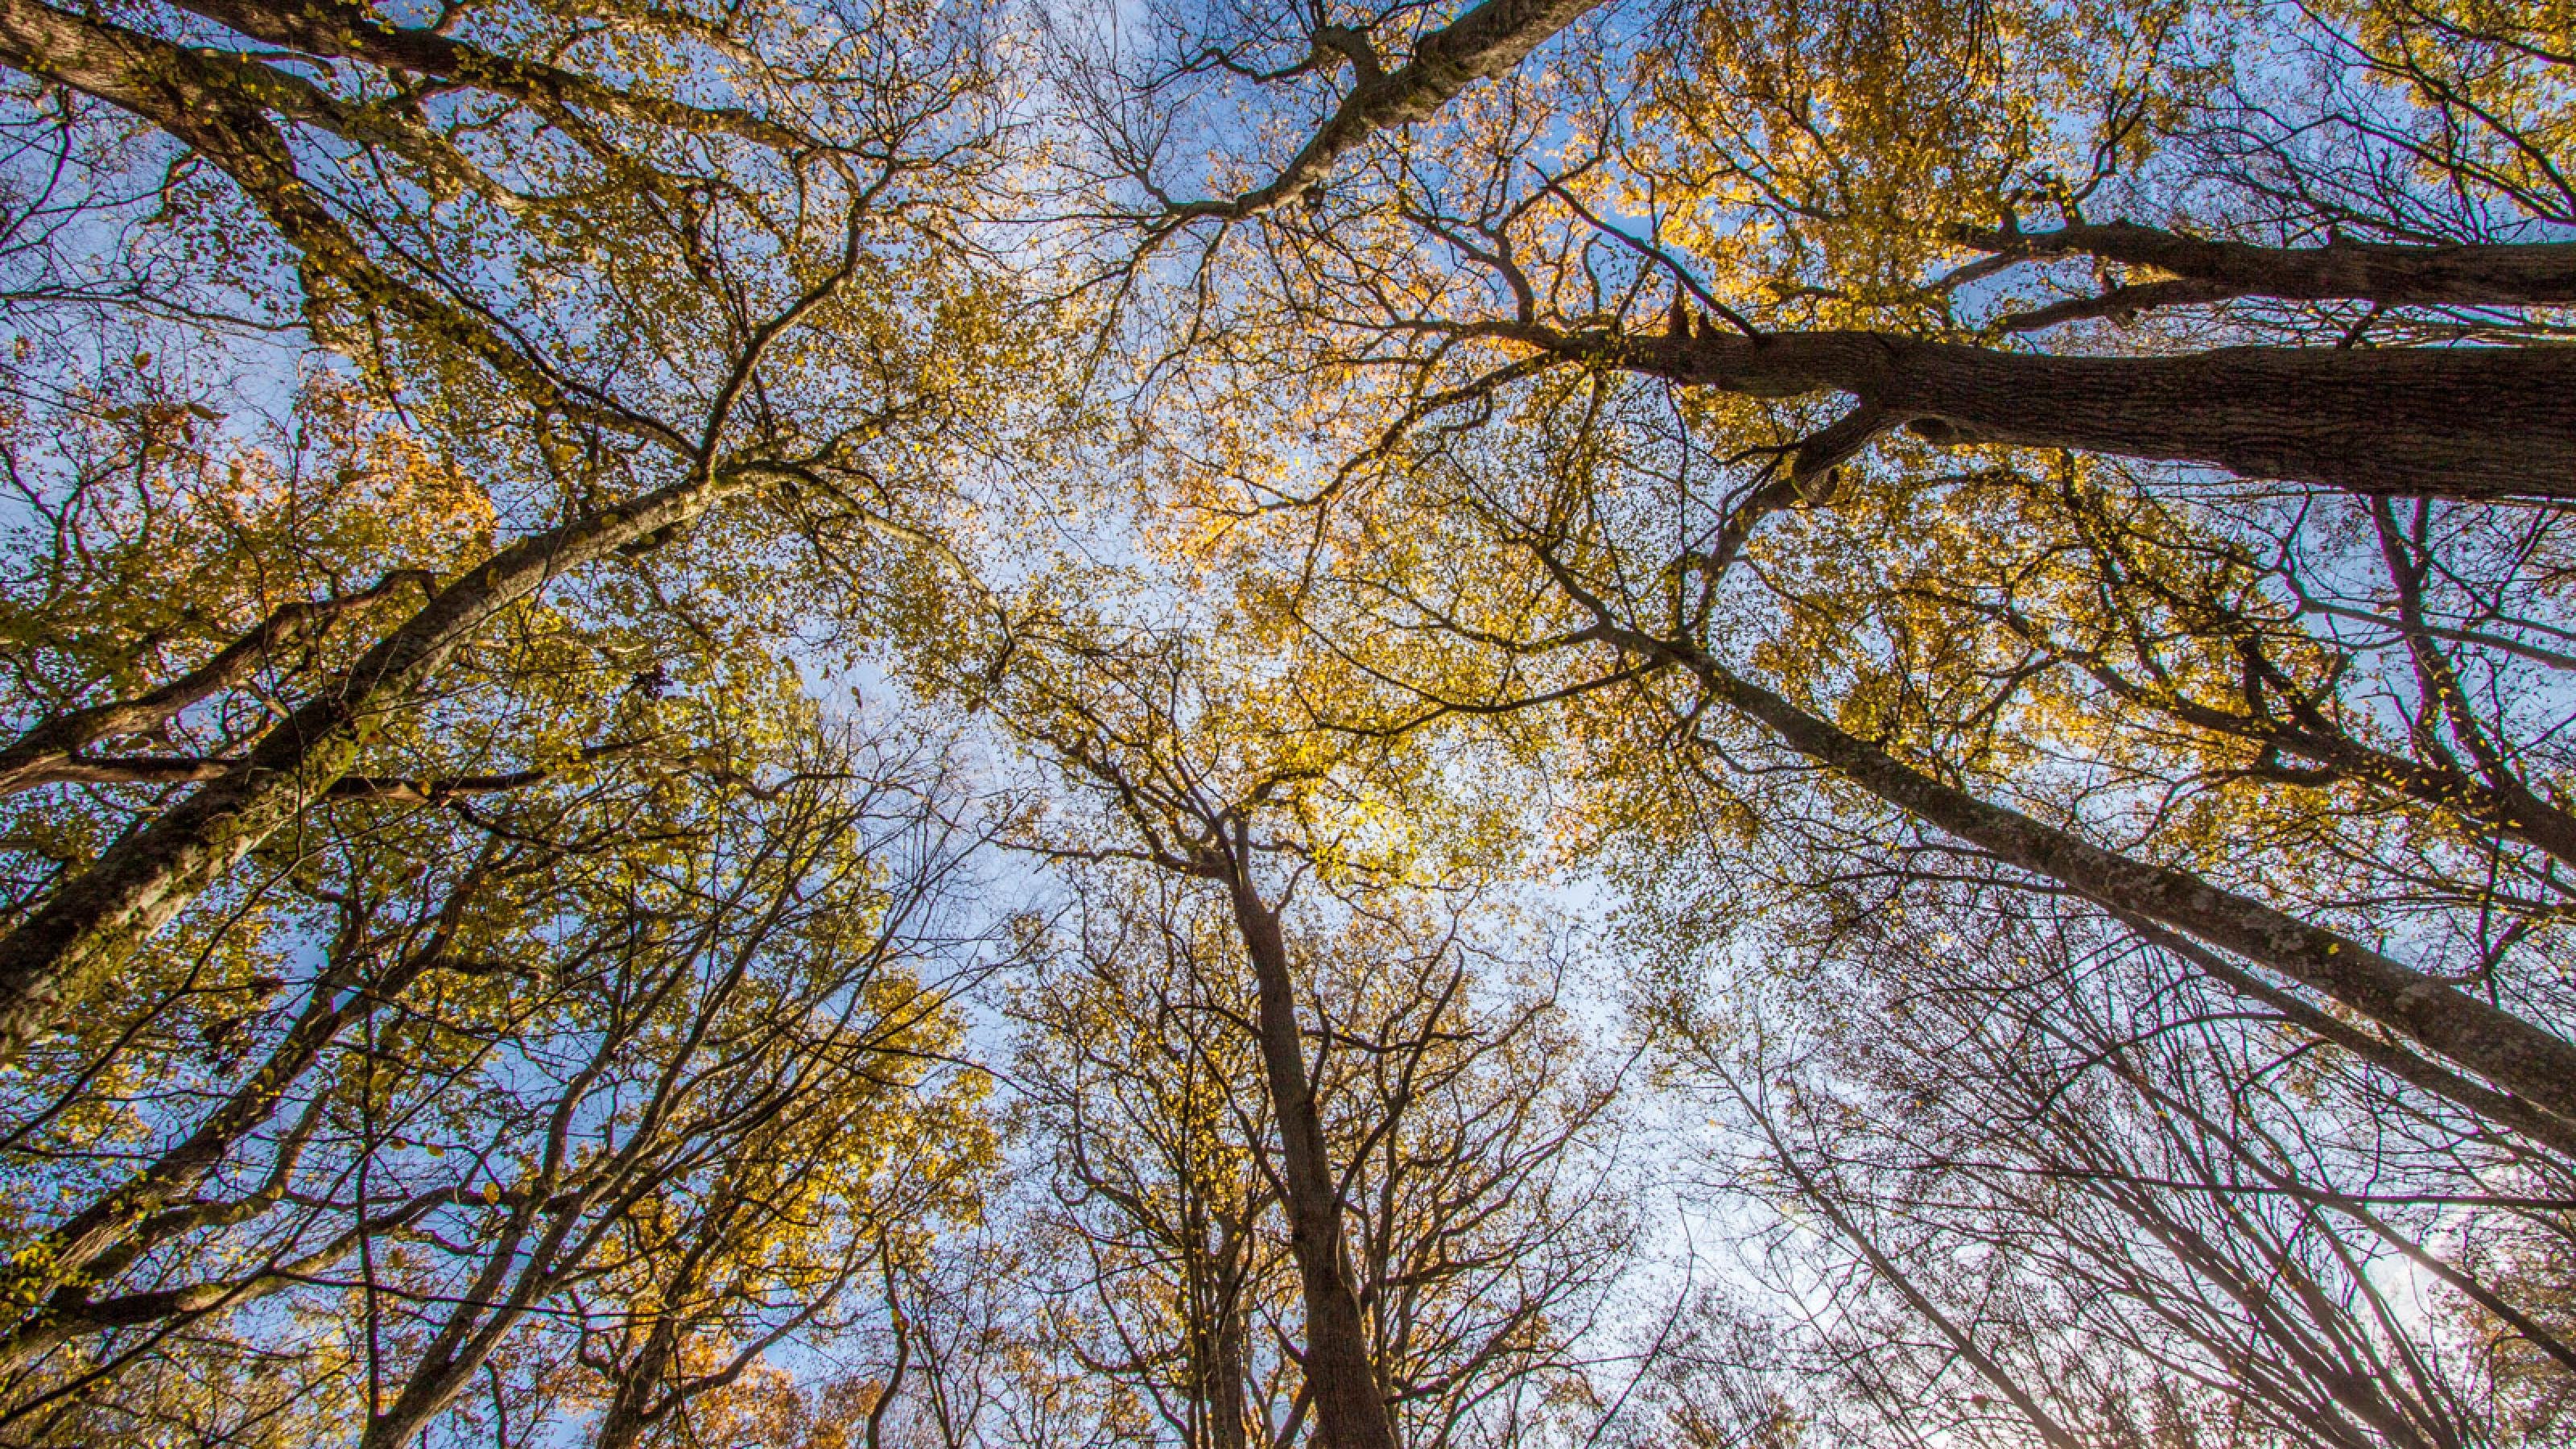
[1596, 621, 2576, 1137]
[590, 1317, 683, 1449]
[2112, 914, 2576, 1160]
[1955, 221, 2576, 308]
[0, 0, 658, 440]
[1209, 1288, 1250, 1449]
[0, 469, 746, 1065]
[1174, 0, 1603, 220]
[1217, 838, 1398, 1449]
[1502, 324, 2576, 504]
[0, 572, 426, 796]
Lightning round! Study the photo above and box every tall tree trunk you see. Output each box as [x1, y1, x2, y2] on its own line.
[1501, 324, 2576, 504]
[1953, 222, 2576, 308]
[0, 470, 747, 1065]
[357, 1171, 597, 1449]
[591, 1315, 683, 1449]
[1210, 1288, 1250, 1449]
[0, 0, 665, 440]
[1218, 839, 1399, 1449]
[159, 0, 809, 149]
[1595, 621, 2576, 1140]
[1172, 0, 1603, 219]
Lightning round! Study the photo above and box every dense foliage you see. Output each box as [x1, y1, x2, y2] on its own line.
[0, 0, 2570, 1443]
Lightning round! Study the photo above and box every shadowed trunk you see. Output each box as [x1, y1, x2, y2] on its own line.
[1217, 836, 1398, 1449]
[0, 573, 427, 796]
[1173, 0, 1602, 219]
[1505, 324, 2576, 504]
[591, 1315, 685, 1449]
[159, 0, 809, 149]
[1955, 221, 2576, 312]
[1587, 618, 2576, 1143]
[0, 469, 747, 1066]
[1209, 1290, 1249, 1449]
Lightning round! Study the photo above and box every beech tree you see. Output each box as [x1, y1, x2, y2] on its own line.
[1042, 1, 2576, 1442]
[1641, 860, 2576, 1446]
[3, 0, 2572, 1441]
[939, 600, 1637, 1449]
[0, 0, 1031, 1062]
[0, 1, 1033, 1423]
[1063, 0, 2576, 1183]
[1009, 861, 1629, 1449]
[1067, 0, 2574, 499]
[0, 716, 1003, 1447]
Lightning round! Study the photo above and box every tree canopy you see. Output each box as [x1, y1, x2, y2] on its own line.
[0, 0, 2571, 1443]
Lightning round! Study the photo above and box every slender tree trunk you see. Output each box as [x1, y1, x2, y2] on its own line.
[1955, 222, 2576, 308]
[1728, 1073, 2085, 1449]
[1601, 622, 2576, 1136]
[357, 1187, 593, 1449]
[1173, 0, 1602, 219]
[0, 573, 426, 796]
[0, 469, 745, 1064]
[1217, 844, 1398, 1449]
[1210, 1290, 1249, 1449]
[1505, 324, 2576, 503]
[0, 0, 657, 437]
[0, 957, 402, 1346]
[2112, 915, 2576, 1159]
[591, 1317, 682, 1449]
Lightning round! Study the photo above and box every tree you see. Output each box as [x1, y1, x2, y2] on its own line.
[6, 0, 2574, 1439]
[1645, 861, 2574, 1446]
[0, 0, 1031, 1061]
[1030, 3, 2576, 1435]
[1060, 0, 2576, 1167]
[1008, 869, 1286, 1449]
[955, 594, 1634, 1449]
[1009, 857, 1629, 1449]
[0, 720, 1004, 1448]
[1066, 0, 2576, 499]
